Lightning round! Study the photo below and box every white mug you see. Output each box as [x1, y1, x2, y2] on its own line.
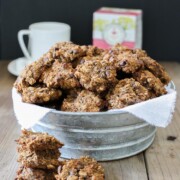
[18, 22, 71, 62]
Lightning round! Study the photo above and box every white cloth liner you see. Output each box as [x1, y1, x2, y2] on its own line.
[12, 87, 177, 129]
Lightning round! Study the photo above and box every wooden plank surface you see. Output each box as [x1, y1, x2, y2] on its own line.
[101, 155, 148, 180]
[145, 62, 180, 180]
[0, 60, 179, 180]
[0, 61, 20, 179]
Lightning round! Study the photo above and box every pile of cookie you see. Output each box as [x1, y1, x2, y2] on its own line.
[15, 130, 63, 179]
[15, 130, 105, 180]
[14, 42, 171, 112]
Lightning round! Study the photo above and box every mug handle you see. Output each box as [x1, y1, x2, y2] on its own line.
[18, 30, 31, 59]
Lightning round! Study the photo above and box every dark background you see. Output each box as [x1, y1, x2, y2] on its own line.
[0, 0, 180, 61]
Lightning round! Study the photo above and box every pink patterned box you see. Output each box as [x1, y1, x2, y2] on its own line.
[93, 7, 142, 49]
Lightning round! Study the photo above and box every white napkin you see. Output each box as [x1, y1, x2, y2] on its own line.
[12, 88, 52, 129]
[109, 88, 177, 127]
[12, 86, 177, 129]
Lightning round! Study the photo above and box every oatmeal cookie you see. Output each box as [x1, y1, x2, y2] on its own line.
[111, 44, 147, 58]
[15, 60, 44, 88]
[61, 90, 104, 112]
[14, 51, 57, 92]
[14, 76, 29, 93]
[133, 70, 167, 96]
[17, 149, 60, 169]
[21, 87, 62, 104]
[72, 46, 106, 68]
[72, 54, 105, 68]
[111, 43, 132, 54]
[104, 44, 144, 73]
[84, 45, 105, 56]
[18, 52, 55, 86]
[16, 130, 63, 151]
[51, 42, 86, 62]
[15, 166, 56, 180]
[75, 59, 117, 93]
[132, 48, 148, 58]
[117, 53, 144, 73]
[40, 60, 80, 89]
[55, 156, 105, 180]
[22, 59, 45, 85]
[141, 57, 171, 84]
[104, 52, 144, 73]
[106, 78, 150, 109]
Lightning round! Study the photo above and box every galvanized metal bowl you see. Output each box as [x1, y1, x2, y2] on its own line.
[32, 112, 156, 161]
[32, 82, 175, 161]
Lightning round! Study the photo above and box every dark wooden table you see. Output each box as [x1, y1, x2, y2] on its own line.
[0, 60, 180, 180]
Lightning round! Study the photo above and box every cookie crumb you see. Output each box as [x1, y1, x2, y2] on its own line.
[167, 136, 177, 141]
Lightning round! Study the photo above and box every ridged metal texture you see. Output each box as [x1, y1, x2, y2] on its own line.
[32, 111, 156, 161]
